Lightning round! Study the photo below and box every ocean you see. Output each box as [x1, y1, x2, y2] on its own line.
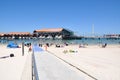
[0, 38, 120, 45]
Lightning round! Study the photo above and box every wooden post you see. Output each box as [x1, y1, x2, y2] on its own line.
[22, 42, 24, 56]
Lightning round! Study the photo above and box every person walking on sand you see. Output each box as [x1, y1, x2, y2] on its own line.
[28, 46, 32, 52]
[44, 45, 47, 51]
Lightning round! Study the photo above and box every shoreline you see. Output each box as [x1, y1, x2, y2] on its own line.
[0, 38, 120, 46]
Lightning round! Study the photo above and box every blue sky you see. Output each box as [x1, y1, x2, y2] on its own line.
[0, 0, 120, 35]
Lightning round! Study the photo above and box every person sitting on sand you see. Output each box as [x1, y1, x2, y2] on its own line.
[102, 43, 107, 48]
[63, 50, 68, 54]
[79, 44, 85, 48]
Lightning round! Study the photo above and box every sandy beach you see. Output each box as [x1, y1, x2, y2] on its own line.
[0, 44, 32, 80]
[0, 43, 120, 80]
[45, 44, 120, 80]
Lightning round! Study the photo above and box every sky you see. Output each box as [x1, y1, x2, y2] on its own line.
[0, 0, 120, 36]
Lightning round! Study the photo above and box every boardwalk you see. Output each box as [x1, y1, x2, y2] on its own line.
[33, 46, 87, 80]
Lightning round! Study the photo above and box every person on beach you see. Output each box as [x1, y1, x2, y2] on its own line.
[102, 43, 107, 48]
[44, 44, 47, 51]
[28, 46, 32, 52]
[79, 44, 85, 48]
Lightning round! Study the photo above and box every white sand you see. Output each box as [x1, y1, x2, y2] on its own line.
[1, 43, 120, 80]
[46, 44, 120, 80]
[0, 44, 32, 80]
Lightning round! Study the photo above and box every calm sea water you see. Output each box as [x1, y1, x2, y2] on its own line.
[0, 38, 120, 45]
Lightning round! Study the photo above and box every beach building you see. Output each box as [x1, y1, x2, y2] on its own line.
[3, 32, 32, 39]
[33, 28, 74, 39]
[104, 34, 120, 39]
[0, 33, 4, 39]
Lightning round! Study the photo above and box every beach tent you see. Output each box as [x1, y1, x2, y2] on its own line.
[7, 42, 19, 48]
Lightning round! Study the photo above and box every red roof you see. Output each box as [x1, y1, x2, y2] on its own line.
[8, 32, 31, 35]
[0, 33, 4, 36]
[35, 28, 63, 32]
